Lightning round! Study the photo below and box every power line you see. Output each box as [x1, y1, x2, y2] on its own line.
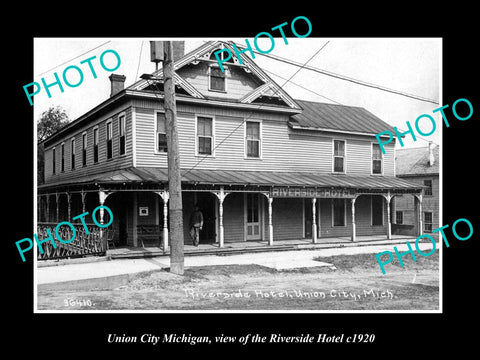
[36, 40, 112, 77]
[262, 68, 343, 105]
[233, 42, 439, 105]
[263, 67, 438, 146]
[182, 41, 330, 178]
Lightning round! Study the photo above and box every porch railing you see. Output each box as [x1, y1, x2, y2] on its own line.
[37, 222, 108, 260]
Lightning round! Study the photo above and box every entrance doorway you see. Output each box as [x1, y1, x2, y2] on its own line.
[304, 199, 312, 238]
[245, 193, 261, 240]
[195, 192, 216, 244]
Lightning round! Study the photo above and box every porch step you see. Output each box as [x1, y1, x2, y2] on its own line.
[109, 244, 299, 259]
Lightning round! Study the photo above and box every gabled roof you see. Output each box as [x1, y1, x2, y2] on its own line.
[129, 40, 302, 110]
[289, 99, 396, 137]
[396, 145, 439, 176]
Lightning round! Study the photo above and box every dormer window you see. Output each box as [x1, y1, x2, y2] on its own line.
[209, 66, 225, 92]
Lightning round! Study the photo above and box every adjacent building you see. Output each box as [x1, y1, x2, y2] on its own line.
[394, 143, 439, 235]
[37, 40, 425, 257]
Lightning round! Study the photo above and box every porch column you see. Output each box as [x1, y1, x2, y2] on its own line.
[81, 191, 86, 213]
[317, 198, 321, 238]
[312, 198, 317, 244]
[66, 192, 72, 220]
[351, 197, 357, 242]
[268, 195, 273, 246]
[55, 192, 60, 222]
[415, 193, 423, 236]
[98, 190, 109, 225]
[45, 195, 50, 222]
[133, 192, 138, 247]
[98, 190, 110, 249]
[218, 187, 225, 248]
[159, 191, 169, 251]
[214, 187, 230, 248]
[386, 192, 392, 240]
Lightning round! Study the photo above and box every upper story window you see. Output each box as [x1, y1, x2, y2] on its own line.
[424, 179, 433, 196]
[52, 147, 56, 174]
[333, 139, 345, 173]
[61, 143, 65, 172]
[245, 121, 261, 158]
[106, 120, 113, 160]
[209, 66, 226, 92]
[197, 116, 214, 155]
[71, 138, 75, 170]
[156, 112, 167, 153]
[119, 114, 126, 156]
[372, 143, 383, 174]
[82, 132, 87, 167]
[93, 127, 99, 163]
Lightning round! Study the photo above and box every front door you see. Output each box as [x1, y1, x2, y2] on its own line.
[197, 193, 216, 244]
[245, 193, 261, 240]
[304, 199, 312, 238]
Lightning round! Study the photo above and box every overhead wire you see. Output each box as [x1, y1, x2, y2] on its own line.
[36, 40, 112, 77]
[232, 41, 439, 105]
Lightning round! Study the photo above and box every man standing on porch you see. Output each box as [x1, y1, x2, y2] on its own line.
[189, 204, 204, 247]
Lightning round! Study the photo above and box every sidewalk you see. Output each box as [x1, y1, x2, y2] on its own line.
[36, 239, 437, 286]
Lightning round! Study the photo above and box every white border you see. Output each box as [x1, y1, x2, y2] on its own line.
[33, 37, 443, 315]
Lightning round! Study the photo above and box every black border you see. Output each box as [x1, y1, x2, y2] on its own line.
[7, 6, 479, 355]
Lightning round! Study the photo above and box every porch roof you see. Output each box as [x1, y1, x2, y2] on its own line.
[39, 167, 424, 192]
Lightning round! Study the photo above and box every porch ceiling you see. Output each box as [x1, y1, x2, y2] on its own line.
[39, 167, 425, 192]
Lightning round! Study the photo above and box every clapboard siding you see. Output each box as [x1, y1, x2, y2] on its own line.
[394, 175, 439, 229]
[44, 105, 133, 183]
[270, 198, 304, 240]
[177, 63, 260, 100]
[134, 100, 396, 175]
[319, 195, 388, 238]
[224, 192, 245, 242]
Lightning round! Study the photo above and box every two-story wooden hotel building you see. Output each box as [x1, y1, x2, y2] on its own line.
[38, 40, 425, 252]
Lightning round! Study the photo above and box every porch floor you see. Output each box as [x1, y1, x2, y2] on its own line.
[107, 234, 421, 259]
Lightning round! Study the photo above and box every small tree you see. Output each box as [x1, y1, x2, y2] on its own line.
[37, 106, 69, 185]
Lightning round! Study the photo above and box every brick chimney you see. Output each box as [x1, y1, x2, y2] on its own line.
[109, 74, 126, 97]
[428, 142, 435, 166]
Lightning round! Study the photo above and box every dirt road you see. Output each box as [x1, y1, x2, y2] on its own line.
[37, 252, 439, 311]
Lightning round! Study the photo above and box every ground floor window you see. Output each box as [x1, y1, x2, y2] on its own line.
[371, 195, 383, 226]
[396, 211, 403, 224]
[332, 198, 346, 227]
[424, 212, 433, 232]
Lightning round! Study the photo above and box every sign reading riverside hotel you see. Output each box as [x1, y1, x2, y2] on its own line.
[271, 187, 355, 198]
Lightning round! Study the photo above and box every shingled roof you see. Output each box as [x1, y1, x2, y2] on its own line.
[290, 99, 395, 135]
[396, 144, 439, 176]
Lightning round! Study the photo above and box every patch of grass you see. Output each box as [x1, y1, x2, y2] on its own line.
[314, 252, 439, 273]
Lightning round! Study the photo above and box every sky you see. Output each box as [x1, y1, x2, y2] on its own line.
[33, 37, 442, 149]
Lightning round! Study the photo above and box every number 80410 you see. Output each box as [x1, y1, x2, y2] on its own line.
[63, 298, 93, 307]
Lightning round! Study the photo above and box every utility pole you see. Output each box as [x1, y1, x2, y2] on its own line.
[163, 41, 184, 275]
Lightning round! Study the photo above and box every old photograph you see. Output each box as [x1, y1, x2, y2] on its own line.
[33, 37, 442, 312]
